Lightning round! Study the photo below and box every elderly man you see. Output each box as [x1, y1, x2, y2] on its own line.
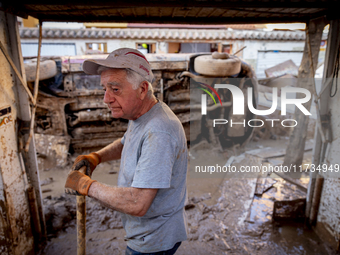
[65, 48, 188, 255]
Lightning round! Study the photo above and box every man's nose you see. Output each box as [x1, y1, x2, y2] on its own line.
[103, 90, 115, 104]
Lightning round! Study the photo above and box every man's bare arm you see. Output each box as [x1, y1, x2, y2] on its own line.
[88, 182, 158, 217]
[96, 138, 123, 162]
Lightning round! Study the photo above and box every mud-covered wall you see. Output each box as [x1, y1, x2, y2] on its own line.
[0, 11, 35, 254]
[317, 73, 340, 244]
[315, 19, 340, 248]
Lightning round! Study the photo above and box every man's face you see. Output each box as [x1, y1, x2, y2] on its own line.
[101, 68, 142, 120]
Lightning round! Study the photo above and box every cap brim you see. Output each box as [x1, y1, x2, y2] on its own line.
[82, 59, 127, 75]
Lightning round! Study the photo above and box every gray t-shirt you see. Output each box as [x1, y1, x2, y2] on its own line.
[118, 101, 188, 253]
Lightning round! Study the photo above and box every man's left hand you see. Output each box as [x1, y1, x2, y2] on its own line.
[72, 152, 101, 177]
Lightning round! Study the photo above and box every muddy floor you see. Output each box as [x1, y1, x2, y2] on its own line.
[38, 138, 336, 255]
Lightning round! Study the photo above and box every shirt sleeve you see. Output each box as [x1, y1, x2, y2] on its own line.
[121, 133, 126, 145]
[131, 131, 178, 189]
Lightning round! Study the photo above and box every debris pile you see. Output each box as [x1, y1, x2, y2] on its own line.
[39, 142, 333, 255]
[255, 59, 317, 141]
[40, 178, 332, 255]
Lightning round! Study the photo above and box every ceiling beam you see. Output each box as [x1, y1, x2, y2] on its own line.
[0, 2, 28, 18]
[19, 0, 339, 9]
[27, 12, 329, 24]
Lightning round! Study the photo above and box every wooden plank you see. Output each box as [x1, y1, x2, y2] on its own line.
[150, 61, 187, 71]
[237, 155, 262, 223]
[264, 59, 298, 78]
[246, 140, 313, 159]
[245, 147, 286, 159]
[267, 158, 284, 166]
[255, 177, 277, 196]
[255, 176, 266, 196]
[274, 172, 308, 193]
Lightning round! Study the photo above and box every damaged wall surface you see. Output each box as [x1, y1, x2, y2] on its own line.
[317, 76, 340, 246]
[0, 12, 35, 254]
[312, 19, 340, 249]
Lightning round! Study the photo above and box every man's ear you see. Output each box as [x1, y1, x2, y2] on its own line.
[139, 81, 149, 100]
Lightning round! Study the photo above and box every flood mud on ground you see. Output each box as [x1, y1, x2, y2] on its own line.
[38, 139, 336, 255]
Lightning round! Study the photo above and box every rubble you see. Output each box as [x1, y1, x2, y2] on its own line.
[39, 180, 334, 255]
[40, 177, 54, 186]
[42, 195, 123, 239]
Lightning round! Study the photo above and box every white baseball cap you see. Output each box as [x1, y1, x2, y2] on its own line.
[82, 48, 154, 83]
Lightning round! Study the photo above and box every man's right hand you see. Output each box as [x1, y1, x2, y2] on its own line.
[65, 170, 97, 196]
[72, 152, 101, 177]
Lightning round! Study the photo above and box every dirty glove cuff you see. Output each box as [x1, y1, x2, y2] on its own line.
[73, 152, 101, 176]
[65, 171, 97, 196]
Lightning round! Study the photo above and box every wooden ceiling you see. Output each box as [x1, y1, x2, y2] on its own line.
[1, 1, 338, 24]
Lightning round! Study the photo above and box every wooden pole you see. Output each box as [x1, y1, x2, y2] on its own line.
[309, 174, 324, 225]
[77, 166, 87, 255]
[25, 20, 43, 152]
[283, 17, 327, 168]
